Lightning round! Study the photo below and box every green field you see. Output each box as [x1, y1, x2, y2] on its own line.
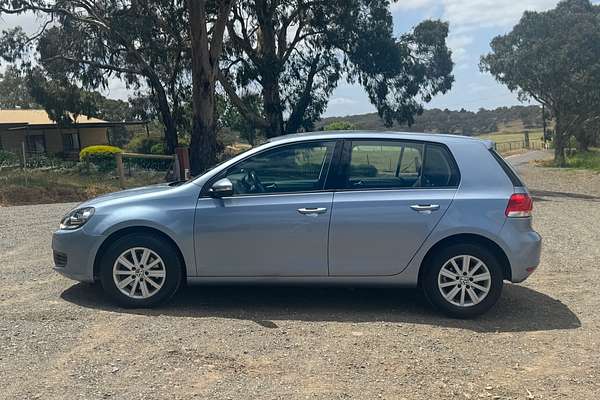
[477, 130, 544, 143]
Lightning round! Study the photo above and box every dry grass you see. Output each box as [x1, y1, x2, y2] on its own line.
[0, 168, 164, 206]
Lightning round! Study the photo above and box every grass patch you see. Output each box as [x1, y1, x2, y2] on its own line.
[478, 130, 543, 143]
[538, 149, 600, 171]
[0, 168, 165, 206]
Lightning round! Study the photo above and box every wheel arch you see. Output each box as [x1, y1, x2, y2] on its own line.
[93, 226, 187, 283]
[417, 233, 512, 286]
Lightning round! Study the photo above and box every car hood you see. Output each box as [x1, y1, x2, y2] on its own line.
[79, 182, 176, 207]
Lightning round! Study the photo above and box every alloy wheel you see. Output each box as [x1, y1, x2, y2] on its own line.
[437, 255, 492, 307]
[112, 247, 167, 299]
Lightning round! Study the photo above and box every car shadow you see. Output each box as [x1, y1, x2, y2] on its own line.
[61, 283, 581, 333]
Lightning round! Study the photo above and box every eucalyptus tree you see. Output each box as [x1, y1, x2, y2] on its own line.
[187, 0, 235, 173]
[481, 0, 600, 166]
[0, 0, 191, 154]
[219, 0, 454, 138]
[0, 65, 38, 108]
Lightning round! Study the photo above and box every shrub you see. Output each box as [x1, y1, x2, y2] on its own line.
[80, 145, 122, 173]
[0, 150, 20, 167]
[324, 121, 356, 131]
[126, 134, 164, 154]
[150, 142, 166, 155]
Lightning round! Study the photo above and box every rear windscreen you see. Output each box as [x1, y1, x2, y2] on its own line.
[489, 149, 524, 187]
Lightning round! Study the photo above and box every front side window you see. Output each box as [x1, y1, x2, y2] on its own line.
[344, 140, 460, 190]
[222, 141, 335, 195]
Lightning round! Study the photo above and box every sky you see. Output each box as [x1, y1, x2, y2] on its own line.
[325, 0, 600, 116]
[2, 1, 598, 117]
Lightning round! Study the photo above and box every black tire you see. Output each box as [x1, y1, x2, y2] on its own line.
[99, 233, 182, 308]
[422, 243, 503, 318]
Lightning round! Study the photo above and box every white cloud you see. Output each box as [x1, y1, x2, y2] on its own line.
[328, 97, 358, 106]
[447, 34, 474, 63]
[390, 0, 435, 11]
[441, 0, 558, 33]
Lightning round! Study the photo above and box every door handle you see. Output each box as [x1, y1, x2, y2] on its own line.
[410, 204, 440, 214]
[297, 207, 328, 216]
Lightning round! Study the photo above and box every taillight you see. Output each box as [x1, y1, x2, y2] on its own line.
[505, 193, 533, 218]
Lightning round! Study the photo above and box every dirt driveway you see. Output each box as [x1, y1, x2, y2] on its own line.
[1, 152, 599, 399]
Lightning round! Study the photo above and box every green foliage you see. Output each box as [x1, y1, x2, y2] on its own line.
[126, 135, 165, 154]
[80, 145, 122, 173]
[219, 94, 263, 145]
[480, 0, 600, 166]
[565, 149, 600, 171]
[0, 150, 20, 167]
[0, 65, 38, 109]
[224, 0, 453, 136]
[0, 1, 191, 153]
[150, 143, 167, 155]
[324, 121, 356, 131]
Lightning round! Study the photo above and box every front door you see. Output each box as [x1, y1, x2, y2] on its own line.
[329, 140, 460, 276]
[194, 140, 337, 277]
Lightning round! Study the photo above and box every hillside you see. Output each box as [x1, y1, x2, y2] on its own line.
[317, 105, 544, 137]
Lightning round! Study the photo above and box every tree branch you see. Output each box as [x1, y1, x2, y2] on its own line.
[217, 70, 269, 129]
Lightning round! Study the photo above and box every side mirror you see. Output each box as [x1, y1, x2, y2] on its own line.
[209, 178, 233, 198]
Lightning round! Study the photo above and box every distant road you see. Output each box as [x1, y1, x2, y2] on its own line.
[505, 150, 552, 170]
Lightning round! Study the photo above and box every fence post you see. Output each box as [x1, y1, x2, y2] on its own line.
[524, 131, 530, 149]
[21, 141, 27, 168]
[115, 152, 125, 188]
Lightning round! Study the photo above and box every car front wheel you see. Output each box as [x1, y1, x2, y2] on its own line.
[423, 243, 504, 318]
[99, 233, 182, 308]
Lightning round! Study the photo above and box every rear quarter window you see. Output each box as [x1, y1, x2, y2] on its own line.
[489, 149, 524, 186]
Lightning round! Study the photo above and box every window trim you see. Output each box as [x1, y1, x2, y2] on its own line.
[200, 139, 340, 198]
[334, 139, 461, 192]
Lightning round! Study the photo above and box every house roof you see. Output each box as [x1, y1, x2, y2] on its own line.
[0, 109, 106, 125]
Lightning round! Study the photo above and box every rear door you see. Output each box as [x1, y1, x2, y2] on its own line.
[328, 140, 460, 276]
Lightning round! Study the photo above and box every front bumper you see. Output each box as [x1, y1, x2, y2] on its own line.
[499, 218, 542, 283]
[52, 228, 104, 283]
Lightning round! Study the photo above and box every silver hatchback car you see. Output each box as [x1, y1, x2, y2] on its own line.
[52, 132, 541, 318]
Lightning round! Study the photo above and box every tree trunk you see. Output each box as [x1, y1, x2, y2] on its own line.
[256, 0, 284, 138]
[152, 78, 178, 154]
[188, 0, 218, 175]
[262, 77, 284, 138]
[163, 113, 178, 154]
[554, 114, 567, 167]
[190, 81, 217, 175]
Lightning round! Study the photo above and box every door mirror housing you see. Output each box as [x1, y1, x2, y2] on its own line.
[209, 178, 234, 197]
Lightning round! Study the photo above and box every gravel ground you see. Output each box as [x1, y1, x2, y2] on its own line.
[1, 152, 599, 400]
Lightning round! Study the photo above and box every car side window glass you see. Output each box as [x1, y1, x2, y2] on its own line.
[421, 144, 460, 188]
[346, 141, 424, 189]
[224, 141, 334, 195]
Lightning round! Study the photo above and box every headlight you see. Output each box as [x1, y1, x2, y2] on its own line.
[60, 207, 95, 230]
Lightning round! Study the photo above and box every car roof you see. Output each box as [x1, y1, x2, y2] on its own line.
[268, 130, 494, 149]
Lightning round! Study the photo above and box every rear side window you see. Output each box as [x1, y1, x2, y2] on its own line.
[342, 140, 460, 190]
[421, 144, 461, 188]
[489, 149, 524, 186]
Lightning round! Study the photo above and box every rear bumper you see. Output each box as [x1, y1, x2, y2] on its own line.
[52, 228, 104, 283]
[499, 218, 542, 283]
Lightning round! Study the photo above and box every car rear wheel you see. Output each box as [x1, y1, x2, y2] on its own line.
[99, 233, 182, 308]
[422, 243, 503, 318]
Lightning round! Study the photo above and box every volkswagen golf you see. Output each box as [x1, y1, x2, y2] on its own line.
[52, 132, 541, 318]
